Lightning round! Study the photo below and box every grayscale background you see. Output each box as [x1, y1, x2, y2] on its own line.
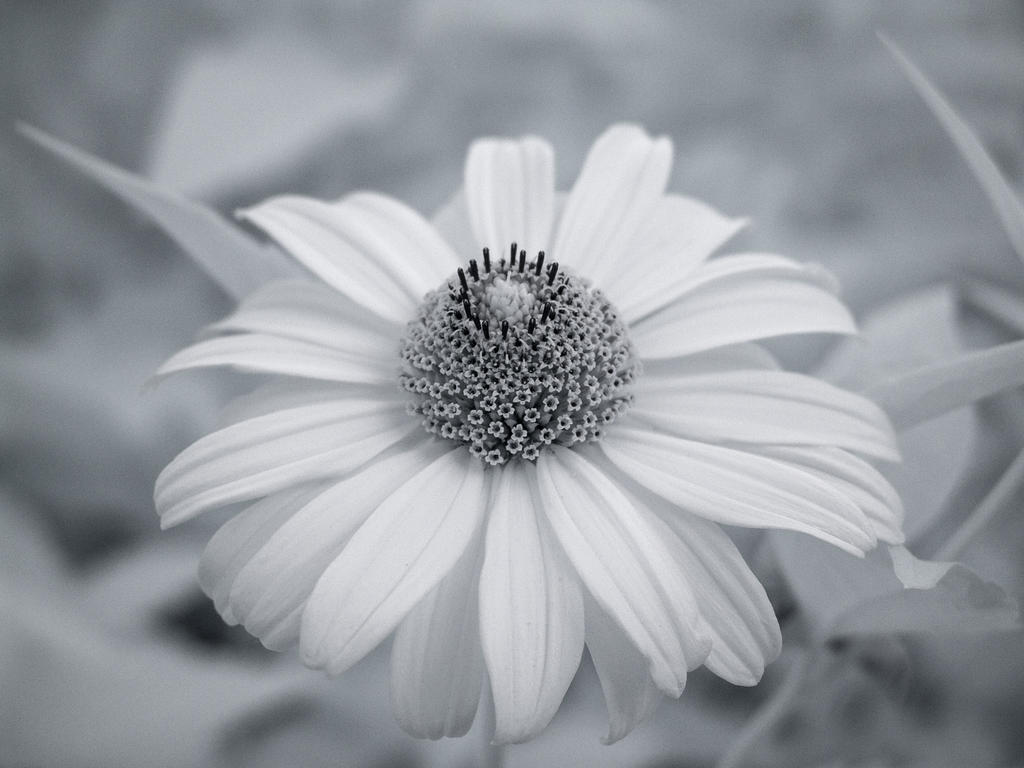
[3, 2, 1024, 766]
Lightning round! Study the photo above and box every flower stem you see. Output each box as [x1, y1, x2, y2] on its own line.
[935, 446, 1024, 561]
[714, 651, 811, 768]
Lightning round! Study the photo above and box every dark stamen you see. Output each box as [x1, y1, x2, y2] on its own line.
[510, 242, 518, 264]
[468, 259, 479, 280]
[482, 247, 491, 272]
[457, 268, 468, 292]
[462, 298, 473, 319]
[541, 303, 552, 324]
[482, 320, 490, 340]
[501, 320, 509, 340]
[527, 317, 536, 334]
[472, 312, 481, 330]
[535, 251, 545, 275]
[518, 249, 526, 272]
[547, 262, 559, 286]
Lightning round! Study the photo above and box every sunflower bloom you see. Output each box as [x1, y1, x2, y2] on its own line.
[154, 124, 903, 743]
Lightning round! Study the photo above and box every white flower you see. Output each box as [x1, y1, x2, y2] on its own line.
[154, 124, 903, 744]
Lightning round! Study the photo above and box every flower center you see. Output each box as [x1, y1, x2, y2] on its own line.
[399, 244, 639, 465]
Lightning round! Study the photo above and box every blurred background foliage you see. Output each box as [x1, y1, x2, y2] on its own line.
[3, 1, 1024, 766]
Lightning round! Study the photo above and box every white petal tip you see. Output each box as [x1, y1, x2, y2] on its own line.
[157, 510, 184, 530]
[298, 644, 322, 668]
[490, 728, 539, 747]
[727, 669, 763, 688]
[599, 717, 650, 745]
[259, 631, 296, 653]
[878, 524, 907, 546]
[650, 669, 685, 699]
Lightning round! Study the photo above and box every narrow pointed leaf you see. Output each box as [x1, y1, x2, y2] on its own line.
[864, 338, 1024, 430]
[962, 279, 1024, 335]
[881, 34, 1024, 264]
[17, 124, 298, 299]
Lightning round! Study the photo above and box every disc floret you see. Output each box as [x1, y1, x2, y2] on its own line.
[400, 244, 639, 465]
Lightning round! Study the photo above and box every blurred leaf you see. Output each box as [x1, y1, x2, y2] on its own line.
[961, 278, 1024, 336]
[0, 517, 423, 768]
[864, 338, 1024, 430]
[0, 579, 315, 768]
[147, 27, 403, 199]
[831, 546, 1020, 637]
[0, 264, 224, 535]
[845, 636, 911, 703]
[818, 285, 978, 538]
[17, 124, 299, 300]
[81, 541, 204, 640]
[935, 447, 1024, 561]
[0, 488, 67, 591]
[881, 34, 1024, 265]
[772, 532, 1021, 643]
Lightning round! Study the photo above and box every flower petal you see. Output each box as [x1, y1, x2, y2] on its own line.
[343, 191, 462, 286]
[601, 427, 876, 556]
[631, 370, 900, 461]
[534, 446, 710, 697]
[300, 448, 488, 676]
[752, 445, 904, 544]
[478, 465, 585, 744]
[156, 333, 395, 386]
[432, 190, 478, 260]
[155, 397, 414, 528]
[227, 440, 446, 650]
[594, 195, 746, 321]
[584, 593, 662, 745]
[390, 534, 485, 740]
[198, 483, 328, 625]
[642, 502, 782, 686]
[553, 124, 672, 275]
[465, 136, 555, 257]
[239, 192, 458, 323]
[206, 278, 403, 355]
[629, 254, 856, 358]
[639, 344, 778, 379]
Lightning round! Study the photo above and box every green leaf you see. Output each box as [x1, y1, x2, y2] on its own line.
[880, 33, 1024, 265]
[17, 124, 299, 300]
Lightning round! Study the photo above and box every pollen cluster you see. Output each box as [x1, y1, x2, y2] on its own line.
[400, 245, 639, 466]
